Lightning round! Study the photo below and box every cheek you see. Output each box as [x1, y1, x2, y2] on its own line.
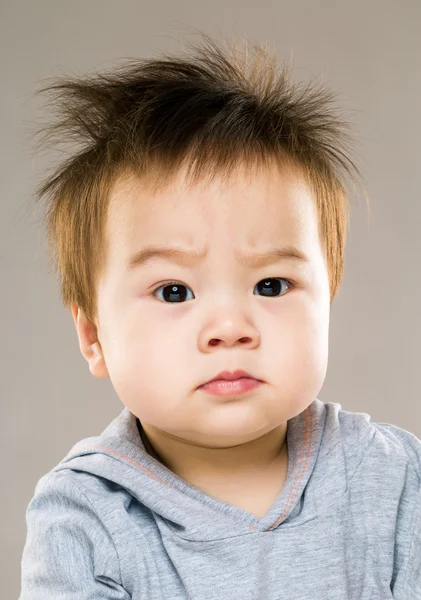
[264, 303, 329, 393]
[105, 320, 167, 376]
[101, 319, 185, 412]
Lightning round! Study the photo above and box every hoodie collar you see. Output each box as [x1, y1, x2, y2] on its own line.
[54, 398, 348, 540]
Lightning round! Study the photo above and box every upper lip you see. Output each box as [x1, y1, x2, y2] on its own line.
[200, 369, 262, 386]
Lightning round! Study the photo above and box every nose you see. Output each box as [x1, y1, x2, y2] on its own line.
[199, 319, 260, 351]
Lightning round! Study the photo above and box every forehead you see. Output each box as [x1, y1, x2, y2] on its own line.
[105, 163, 320, 261]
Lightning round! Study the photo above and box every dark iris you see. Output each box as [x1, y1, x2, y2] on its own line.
[256, 278, 284, 297]
[161, 284, 189, 303]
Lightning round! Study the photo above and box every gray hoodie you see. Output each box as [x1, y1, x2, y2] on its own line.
[19, 398, 421, 599]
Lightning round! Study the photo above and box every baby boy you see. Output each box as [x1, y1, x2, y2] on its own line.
[20, 36, 420, 599]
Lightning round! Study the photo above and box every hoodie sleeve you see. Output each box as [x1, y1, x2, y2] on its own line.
[19, 470, 131, 600]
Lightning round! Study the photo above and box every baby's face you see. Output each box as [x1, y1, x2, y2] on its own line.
[92, 162, 330, 447]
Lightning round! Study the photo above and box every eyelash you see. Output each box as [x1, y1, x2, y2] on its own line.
[151, 277, 296, 301]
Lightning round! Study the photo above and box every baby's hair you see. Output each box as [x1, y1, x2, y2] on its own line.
[29, 33, 367, 324]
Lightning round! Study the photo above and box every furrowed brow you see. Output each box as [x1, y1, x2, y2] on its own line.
[127, 244, 309, 271]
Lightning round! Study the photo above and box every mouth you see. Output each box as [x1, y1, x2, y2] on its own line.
[201, 369, 262, 385]
[198, 369, 264, 397]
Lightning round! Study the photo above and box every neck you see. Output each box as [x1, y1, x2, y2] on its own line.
[136, 418, 288, 480]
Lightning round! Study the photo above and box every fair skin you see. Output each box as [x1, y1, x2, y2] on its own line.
[71, 160, 331, 517]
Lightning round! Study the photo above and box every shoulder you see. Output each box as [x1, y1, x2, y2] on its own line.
[322, 401, 421, 484]
[28, 468, 116, 540]
[372, 420, 421, 478]
[30, 464, 123, 523]
[31, 467, 95, 502]
[27, 467, 124, 560]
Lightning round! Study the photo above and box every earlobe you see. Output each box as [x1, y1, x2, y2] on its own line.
[71, 304, 110, 379]
[88, 342, 110, 379]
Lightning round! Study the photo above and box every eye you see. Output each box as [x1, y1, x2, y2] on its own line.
[255, 278, 293, 297]
[153, 282, 195, 303]
[152, 278, 294, 303]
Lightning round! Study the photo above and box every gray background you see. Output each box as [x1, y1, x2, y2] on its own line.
[1, 1, 420, 596]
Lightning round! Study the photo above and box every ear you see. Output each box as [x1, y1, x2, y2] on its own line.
[71, 304, 110, 379]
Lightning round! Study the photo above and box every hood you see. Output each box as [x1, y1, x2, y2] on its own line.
[52, 398, 370, 541]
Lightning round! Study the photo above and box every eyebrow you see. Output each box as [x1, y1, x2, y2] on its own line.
[127, 244, 309, 271]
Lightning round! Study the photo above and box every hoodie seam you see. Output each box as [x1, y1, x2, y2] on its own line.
[267, 403, 313, 530]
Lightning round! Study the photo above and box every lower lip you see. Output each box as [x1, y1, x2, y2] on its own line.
[199, 378, 263, 396]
